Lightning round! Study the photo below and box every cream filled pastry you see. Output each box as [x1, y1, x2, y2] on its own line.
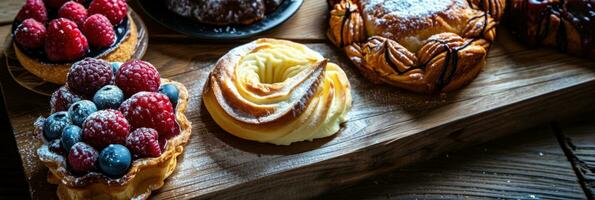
[203, 38, 352, 145]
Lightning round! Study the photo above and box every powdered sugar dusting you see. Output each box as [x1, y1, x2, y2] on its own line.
[367, 0, 463, 18]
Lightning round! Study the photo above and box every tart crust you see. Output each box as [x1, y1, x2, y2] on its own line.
[35, 79, 190, 200]
[14, 13, 138, 85]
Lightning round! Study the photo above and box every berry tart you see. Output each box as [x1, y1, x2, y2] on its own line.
[12, 0, 139, 84]
[34, 58, 191, 199]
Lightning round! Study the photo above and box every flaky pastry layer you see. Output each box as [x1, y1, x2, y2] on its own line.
[203, 38, 352, 145]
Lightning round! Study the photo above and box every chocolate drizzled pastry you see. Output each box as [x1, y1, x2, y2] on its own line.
[506, 0, 595, 57]
[327, 0, 505, 93]
[166, 0, 284, 25]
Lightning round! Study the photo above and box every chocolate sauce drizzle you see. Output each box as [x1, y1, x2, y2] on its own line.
[508, 0, 595, 55]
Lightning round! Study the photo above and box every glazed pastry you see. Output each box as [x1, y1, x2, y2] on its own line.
[166, 0, 283, 25]
[12, 0, 138, 84]
[203, 39, 352, 145]
[327, 0, 505, 93]
[506, 0, 595, 57]
[36, 58, 191, 199]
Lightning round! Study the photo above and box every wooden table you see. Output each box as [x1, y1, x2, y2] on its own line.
[1, 0, 594, 199]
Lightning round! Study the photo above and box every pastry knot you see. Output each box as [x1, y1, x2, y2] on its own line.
[328, 0, 504, 93]
[328, 0, 365, 47]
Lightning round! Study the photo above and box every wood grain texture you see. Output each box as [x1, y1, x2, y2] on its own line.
[0, 0, 20, 25]
[320, 125, 587, 200]
[558, 116, 595, 198]
[3, 22, 595, 199]
[134, 0, 328, 41]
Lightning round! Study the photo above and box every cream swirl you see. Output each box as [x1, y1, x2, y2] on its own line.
[203, 39, 352, 145]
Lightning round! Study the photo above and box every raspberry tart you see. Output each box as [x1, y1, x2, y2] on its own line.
[12, 0, 140, 84]
[34, 58, 191, 199]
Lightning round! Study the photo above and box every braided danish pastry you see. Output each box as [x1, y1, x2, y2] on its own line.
[203, 39, 352, 145]
[328, 0, 505, 93]
[507, 0, 595, 57]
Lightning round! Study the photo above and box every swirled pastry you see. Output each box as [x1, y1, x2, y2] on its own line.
[328, 0, 505, 93]
[507, 0, 595, 57]
[203, 39, 352, 145]
[166, 0, 283, 25]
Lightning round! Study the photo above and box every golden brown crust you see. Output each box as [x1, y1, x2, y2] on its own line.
[36, 79, 191, 200]
[328, 0, 504, 93]
[14, 14, 138, 85]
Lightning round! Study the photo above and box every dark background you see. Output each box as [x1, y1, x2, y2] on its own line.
[0, 84, 30, 199]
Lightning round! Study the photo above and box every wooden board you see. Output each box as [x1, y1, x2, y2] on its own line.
[320, 124, 587, 199]
[3, 0, 595, 198]
[3, 25, 595, 199]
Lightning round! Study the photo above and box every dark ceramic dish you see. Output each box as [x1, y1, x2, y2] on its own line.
[136, 0, 304, 40]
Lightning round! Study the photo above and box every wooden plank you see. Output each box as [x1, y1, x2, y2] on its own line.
[0, 0, 20, 25]
[557, 115, 595, 198]
[132, 0, 328, 41]
[320, 125, 586, 200]
[4, 24, 595, 199]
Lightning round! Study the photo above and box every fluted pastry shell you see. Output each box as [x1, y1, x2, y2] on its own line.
[14, 13, 138, 85]
[203, 38, 352, 145]
[327, 0, 505, 93]
[35, 79, 191, 200]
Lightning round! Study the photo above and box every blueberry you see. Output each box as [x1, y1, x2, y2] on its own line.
[61, 125, 82, 152]
[98, 144, 132, 177]
[48, 139, 65, 155]
[159, 84, 179, 106]
[93, 85, 125, 110]
[111, 62, 122, 75]
[43, 111, 71, 141]
[68, 100, 97, 126]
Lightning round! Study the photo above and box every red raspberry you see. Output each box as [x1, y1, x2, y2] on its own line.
[126, 128, 162, 158]
[44, 0, 84, 9]
[68, 142, 98, 174]
[58, 1, 87, 27]
[50, 86, 83, 113]
[82, 109, 131, 149]
[16, 0, 47, 23]
[15, 18, 46, 50]
[115, 60, 161, 97]
[88, 0, 128, 25]
[67, 58, 113, 97]
[45, 18, 89, 62]
[83, 14, 115, 48]
[119, 92, 177, 139]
